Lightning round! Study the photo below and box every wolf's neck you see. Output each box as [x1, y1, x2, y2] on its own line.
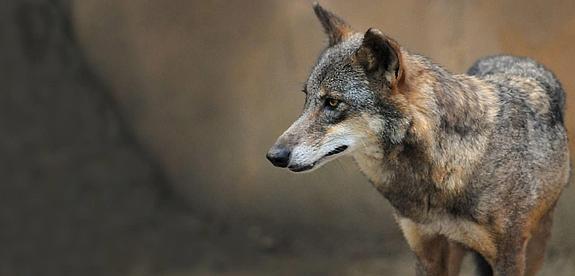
[358, 52, 500, 193]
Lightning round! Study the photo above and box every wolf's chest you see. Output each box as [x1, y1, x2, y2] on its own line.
[354, 152, 429, 220]
[353, 151, 475, 222]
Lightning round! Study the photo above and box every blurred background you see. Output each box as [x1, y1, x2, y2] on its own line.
[1, 0, 574, 275]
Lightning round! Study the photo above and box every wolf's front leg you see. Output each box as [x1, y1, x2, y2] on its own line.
[493, 234, 529, 276]
[398, 218, 465, 276]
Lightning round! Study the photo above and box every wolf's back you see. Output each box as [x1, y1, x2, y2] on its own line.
[468, 55, 565, 124]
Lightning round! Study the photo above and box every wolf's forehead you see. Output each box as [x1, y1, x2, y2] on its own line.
[306, 35, 363, 92]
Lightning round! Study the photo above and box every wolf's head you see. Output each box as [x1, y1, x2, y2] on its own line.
[267, 3, 410, 173]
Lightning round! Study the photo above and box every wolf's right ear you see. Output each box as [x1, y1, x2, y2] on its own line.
[313, 3, 352, 46]
[355, 28, 405, 89]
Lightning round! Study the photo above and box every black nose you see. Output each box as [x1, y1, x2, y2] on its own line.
[266, 145, 291, 168]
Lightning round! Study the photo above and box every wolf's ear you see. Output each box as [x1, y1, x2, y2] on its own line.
[313, 3, 352, 46]
[356, 28, 405, 88]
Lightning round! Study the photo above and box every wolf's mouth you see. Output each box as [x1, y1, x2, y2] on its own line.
[288, 145, 349, 173]
[288, 164, 314, 172]
[324, 145, 348, 157]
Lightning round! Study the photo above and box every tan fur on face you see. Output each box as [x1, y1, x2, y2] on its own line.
[349, 114, 392, 186]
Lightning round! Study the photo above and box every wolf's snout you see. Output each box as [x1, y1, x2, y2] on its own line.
[266, 145, 291, 168]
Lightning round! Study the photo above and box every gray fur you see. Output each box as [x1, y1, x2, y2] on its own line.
[468, 55, 565, 124]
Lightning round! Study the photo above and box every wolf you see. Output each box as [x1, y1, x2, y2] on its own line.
[266, 3, 570, 276]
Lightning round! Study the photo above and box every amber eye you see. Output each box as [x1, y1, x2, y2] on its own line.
[326, 98, 340, 108]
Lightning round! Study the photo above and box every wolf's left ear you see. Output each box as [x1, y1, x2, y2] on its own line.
[356, 28, 405, 88]
[313, 3, 352, 46]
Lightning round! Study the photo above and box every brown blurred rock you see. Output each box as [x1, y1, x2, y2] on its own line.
[0, 0, 167, 275]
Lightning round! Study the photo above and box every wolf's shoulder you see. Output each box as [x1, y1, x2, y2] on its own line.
[467, 55, 565, 124]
